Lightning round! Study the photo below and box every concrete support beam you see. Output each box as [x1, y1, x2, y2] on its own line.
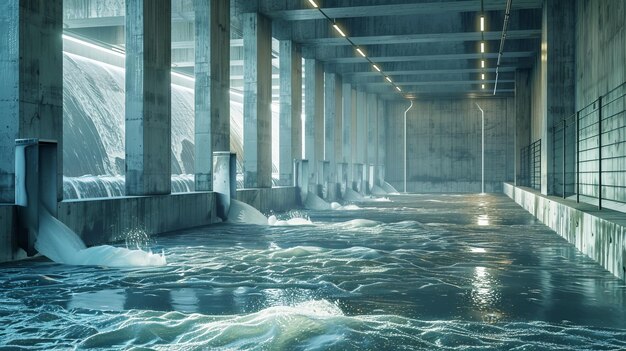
[193, 0, 230, 191]
[0, 0, 63, 203]
[367, 94, 378, 166]
[515, 69, 531, 185]
[304, 59, 324, 179]
[243, 12, 272, 188]
[324, 72, 339, 180]
[341, 83, 353, 165]
[355, 90, 367, 164]
[125, 0, 172, 195]
[540, 0, 575, 195]
[334, 76, 343, 169]
[377, 98, 386, 183]
[278, 40, 302, 186]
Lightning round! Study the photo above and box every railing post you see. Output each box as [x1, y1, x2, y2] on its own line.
[576, 111, 580, 203]
[562, 120, 566, 198]
[598, 96, 602, 210]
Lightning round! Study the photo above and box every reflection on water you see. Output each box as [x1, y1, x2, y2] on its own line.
[1, 194, 626, 350]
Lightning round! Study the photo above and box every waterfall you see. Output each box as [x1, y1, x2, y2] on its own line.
[62, 46, 280, 199]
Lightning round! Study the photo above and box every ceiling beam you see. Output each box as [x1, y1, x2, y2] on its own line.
[324, 51, 535, 64]
[268, 0, 542, 21]
[300, 29, 541, 47]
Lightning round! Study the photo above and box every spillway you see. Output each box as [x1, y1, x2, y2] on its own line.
[1, 194, 625, 350]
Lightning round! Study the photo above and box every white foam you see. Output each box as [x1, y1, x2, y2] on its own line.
[337, 219, 380, 228]
[227, 199, 269, 225]
[305, 192, 331, 210]
[35, 208, 166, 267]
[268, 215, 314, 227]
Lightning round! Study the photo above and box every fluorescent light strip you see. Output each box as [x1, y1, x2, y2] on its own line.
[482, 84, 485, 89]
[481, 60, 485, 68]
[481, 73, 485, 80]
[307, 2, 404, 98]
[333, 24, 346, 37]
[480, 42, 485, 53]
[480, 16, 485, 32]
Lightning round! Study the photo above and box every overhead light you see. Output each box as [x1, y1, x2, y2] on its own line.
[481, 73, 485, 80]
[396, 86, 402, 92]
[482, 84, 485, 89]
[356, 48, 366, 57]
[386, 76, 392, 83]
[480, 42, 485, 53]
[333, 24, 346, 37]
[481, 60, 485, 68]
[373, 64, 381, 72]
[480, 16, 485, 32]
[308, 0, 318, 8]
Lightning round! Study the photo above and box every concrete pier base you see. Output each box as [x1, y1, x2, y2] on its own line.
[504, 183, 626, 280]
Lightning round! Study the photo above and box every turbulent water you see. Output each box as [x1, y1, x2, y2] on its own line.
[2, 194, 626, 350]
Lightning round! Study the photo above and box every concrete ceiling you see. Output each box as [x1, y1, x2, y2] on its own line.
[63, 0, 543, 100]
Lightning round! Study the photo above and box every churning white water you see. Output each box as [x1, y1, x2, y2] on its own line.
[35, 208, 165, 267]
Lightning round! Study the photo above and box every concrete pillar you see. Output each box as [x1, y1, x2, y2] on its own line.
[324, 72, 338, 180]
[278, 40, 302, 186]
[334, 75, 343, 169]
[341, 83, 352, 165]
[125, 0, 172, 195]
[515, 69, 531, 186]
[355, 90, 367, 164]
[367, 94, 378, 166]
[377, 98, 386, 184]
[193, 0, 230, 192]
[243, 12, 272, 188]
[0, 0, 63, 203]
[540, 0, 575, 195]
[304, 59, 324, 179]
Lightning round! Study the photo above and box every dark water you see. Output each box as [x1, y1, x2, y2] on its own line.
[1, 194, 626, 350]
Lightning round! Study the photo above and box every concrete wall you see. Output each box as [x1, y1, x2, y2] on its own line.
[1, 186, 299, 263]
[0, 205, 22, 262]
[236, 186, 298, 214]
[505, 183, 626, 281]
[575, 0, 626, 110]
[58, 192, 217, 246]
[385, 97, 515, 193]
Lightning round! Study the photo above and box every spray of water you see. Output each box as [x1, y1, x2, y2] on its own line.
[35, 208, 166, 267]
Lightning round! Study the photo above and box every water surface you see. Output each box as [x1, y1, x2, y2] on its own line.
[2, 194, 626, 350]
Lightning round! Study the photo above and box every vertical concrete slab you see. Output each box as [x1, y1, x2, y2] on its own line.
[355, 90, 367, 164]
[278, 40, 302, 186]
[377, 98, 386, 179]
[515, 69, 532, 185]
[125, 0, 172, 195]
[341, 83, 352, 165]
[367, 94, 378, 166]
[334, 75, 343, 169]
[540, 0, 576, 195]
[194, 0, 230, 191]
[304, 58, 324, 179]
[243, 12, 272, 188]
[324, 72, 337, 179]
[0, 0, 63, 203]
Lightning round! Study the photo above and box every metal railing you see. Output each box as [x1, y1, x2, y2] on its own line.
[552, 82, 626, 210]
[520, 139, 542, 190]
